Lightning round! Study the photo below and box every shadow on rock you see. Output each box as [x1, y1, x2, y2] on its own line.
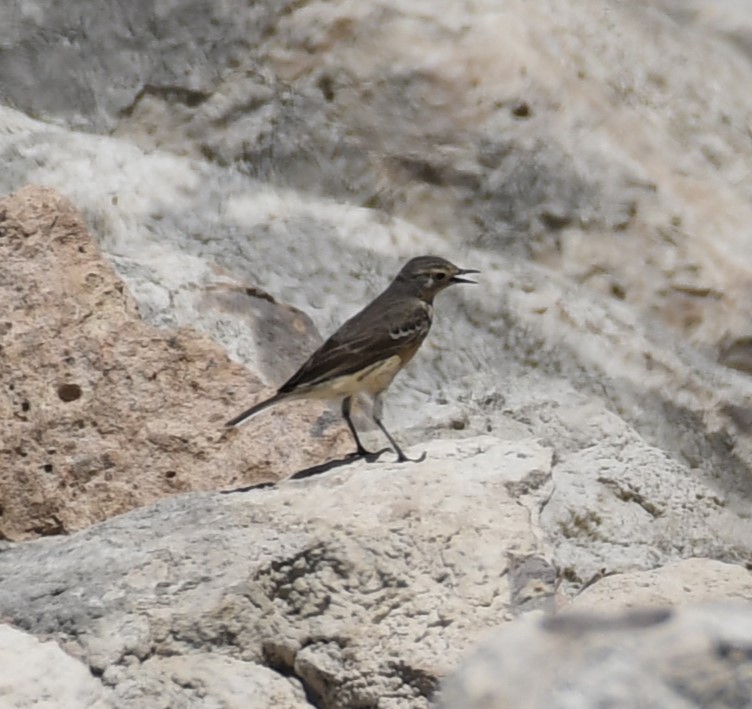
[221, 447, 393, 492]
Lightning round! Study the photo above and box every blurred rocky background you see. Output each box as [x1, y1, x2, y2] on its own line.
[1, 0, 752, 707]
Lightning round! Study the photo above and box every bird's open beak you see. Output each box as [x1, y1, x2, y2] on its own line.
[451, 268, 480, 285]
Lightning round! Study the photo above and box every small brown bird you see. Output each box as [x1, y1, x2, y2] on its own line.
[226, 255, 478, 462]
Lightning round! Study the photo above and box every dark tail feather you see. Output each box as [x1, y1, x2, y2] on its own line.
[225, 392, 288, 428]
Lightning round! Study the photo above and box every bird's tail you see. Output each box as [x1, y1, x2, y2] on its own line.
[225, 392, 288, 428]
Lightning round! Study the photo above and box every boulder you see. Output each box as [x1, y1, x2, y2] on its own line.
[0, 186, 350, 540]
[0, 436, 556, 708]
[438, 602, 752, 709]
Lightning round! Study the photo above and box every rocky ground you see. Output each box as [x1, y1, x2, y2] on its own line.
[1, 1, 752, 707]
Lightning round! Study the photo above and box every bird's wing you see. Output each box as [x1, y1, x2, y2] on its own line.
[278, 298, 432, 394]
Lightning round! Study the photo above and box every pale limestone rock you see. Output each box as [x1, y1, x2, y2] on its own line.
[2, 0, 752, 500]
[110, 655, 309, 709]
[0, 625, 110, 708]
[437, 603, 752, 709]
[572, 559, 752, 610]
[5, 0, 752, 354]
[537, 402, 752, 584]
[0, 424, 749, 707]
[0, 437, 556, 709]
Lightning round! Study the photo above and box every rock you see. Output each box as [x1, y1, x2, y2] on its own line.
[5, 0, 752, 351]
[3, 1, 752, 706]
[0, 436, 556, 709]
[110, 655, 309, 708]
[2, 0, 752, 497]
[437, 603, 752, 709]
[0, 186, 351, 540]
[571, 558, 752, 610]
[0, 625, 109, 708]
[657, 1, 752, 61]
[0, 609, 309, 709]
[2, 431, 750, 708]
[5, 0, 752, 354]
[537, 402, 752, 584]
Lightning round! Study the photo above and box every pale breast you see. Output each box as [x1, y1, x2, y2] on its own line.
[354, 355, 405, 395]
[303, 355, 404, 399]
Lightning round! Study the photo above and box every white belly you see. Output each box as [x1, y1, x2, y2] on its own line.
[305, 355, 403, 398]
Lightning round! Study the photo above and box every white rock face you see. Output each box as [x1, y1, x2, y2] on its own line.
[571, 559, 752, 610]
[0, 625, 109, 708]
[437, 603, 752, 709]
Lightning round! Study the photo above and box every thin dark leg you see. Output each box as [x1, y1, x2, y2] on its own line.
[372, 396, 426, 464]
[342, 396, 375, 457]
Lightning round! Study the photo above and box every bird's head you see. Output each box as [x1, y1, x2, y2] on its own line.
[394, 255, 479, 302]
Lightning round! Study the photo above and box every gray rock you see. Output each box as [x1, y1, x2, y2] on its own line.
[437, 603, 752, 709]
[2, 431, 750, 707]
[0, 437, 556, 709]
[110, 655, 309, 709]
[4, 0, 752, 261]
[3, 0, 752, 706]
[0, 0, 287, 133]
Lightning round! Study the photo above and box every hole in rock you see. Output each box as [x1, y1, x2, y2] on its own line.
[57, 383, 82, 402]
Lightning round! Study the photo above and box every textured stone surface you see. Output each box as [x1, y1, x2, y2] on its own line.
[111, 655, 309, 709]
[3, 0, 752, 706]
[5, 0, 752, 355]
[0, 186, 350, 540]
[437, 603, 752, 709]
[0, 436, 556, 709]
[2, 0, 752, 493]
[0, 625, 108, 708]
[571, 559, 752, 611]
[1, 434, 750, 708]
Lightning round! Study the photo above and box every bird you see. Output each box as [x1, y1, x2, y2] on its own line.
[225, 255, 478, 462]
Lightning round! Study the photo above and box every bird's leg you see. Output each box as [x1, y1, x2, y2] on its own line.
[341, 396, 377, 458]
[372, 395, 426, 464]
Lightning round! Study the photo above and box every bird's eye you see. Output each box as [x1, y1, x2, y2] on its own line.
[435, 272, 447, 280]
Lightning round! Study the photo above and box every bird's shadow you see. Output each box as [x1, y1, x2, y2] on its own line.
[221, 447, 393, 494]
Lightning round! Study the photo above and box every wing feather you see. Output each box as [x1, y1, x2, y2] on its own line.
[279, 297, 431, 394]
